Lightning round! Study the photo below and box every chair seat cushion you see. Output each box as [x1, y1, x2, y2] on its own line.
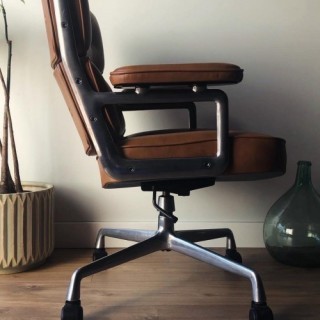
[121, 130, 286, 180]
[109, 63, 243, 88]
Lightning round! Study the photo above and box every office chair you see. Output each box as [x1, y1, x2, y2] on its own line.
[42, 1, 286, 319]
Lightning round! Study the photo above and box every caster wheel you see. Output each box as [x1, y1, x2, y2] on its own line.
[249, 302, 274, 320]
[61, 301, 83, 320]
[225, 249, 242, 263]
[92, 248, 108, 261]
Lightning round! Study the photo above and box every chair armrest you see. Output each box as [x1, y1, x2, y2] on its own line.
[119, 102, 197, 130]
[93, 88, 227, 105]
[87, 88, 229, 181]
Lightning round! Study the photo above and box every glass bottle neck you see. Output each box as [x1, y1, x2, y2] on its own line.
[295, 161, 312, 187]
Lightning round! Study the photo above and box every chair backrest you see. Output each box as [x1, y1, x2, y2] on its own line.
[42, 0, 125, 156]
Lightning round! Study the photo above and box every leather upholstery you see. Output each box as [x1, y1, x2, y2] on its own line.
[97, 131, 286, 188]
[110, 63, 243, 88]
[53, 63, 96, 155]
[88, 14, 105, 72]
[42, 0, 60, 68]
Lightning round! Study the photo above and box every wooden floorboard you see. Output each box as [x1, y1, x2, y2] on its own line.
[0, 248, 319, 319]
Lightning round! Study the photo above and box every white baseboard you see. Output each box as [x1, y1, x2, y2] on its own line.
[55, 221, 265, 248]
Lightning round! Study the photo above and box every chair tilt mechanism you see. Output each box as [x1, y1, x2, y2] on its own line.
[42, 0, 286, 319]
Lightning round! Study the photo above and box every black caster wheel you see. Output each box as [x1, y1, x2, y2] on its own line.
[225, 249, 242, 263]
[249, 302, 274, 320]
[92, 248, 108, 261]
[61, 301, 83, 320]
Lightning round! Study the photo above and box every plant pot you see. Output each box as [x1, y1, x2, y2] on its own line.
[0, 182, 54, 274]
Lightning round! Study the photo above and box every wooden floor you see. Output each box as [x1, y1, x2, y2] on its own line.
[0, 248, 319, 319]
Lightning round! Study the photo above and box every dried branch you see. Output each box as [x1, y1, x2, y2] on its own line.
[0, 68, 15, 193]
[0, 0, 24, 194]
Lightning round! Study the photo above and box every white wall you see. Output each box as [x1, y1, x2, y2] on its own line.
[1, 0, 320, 248]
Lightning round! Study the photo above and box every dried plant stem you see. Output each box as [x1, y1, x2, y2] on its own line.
[0, 138, 15, 191]
[0, 68, 22, 192]
[7, 99, 23, 192]
[0, 0, 23, 193]
[0, 69, 15, 193]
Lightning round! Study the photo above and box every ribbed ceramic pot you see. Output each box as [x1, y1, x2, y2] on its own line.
[0, 182, 54, 274]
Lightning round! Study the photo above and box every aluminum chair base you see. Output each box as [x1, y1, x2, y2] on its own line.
[61, 192, 273, 320]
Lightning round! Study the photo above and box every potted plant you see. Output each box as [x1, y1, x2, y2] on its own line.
[0, 0, 54, 274]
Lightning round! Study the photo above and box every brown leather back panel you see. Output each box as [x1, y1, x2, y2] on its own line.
[42, 0, 60, 68]
[42, 0, 125, 155]
[54, 63, 96, 155]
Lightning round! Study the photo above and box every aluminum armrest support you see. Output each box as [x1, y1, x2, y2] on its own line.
[87, 89, 229, 182]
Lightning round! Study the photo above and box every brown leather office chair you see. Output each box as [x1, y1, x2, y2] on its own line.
[42, 1, 286, 319]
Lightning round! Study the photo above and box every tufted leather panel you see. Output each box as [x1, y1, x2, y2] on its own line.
[88, 14, 105, 73]
[97, 130, 286, 188]
[121, 131, 286, 174]
[110, 63, 243, 88]
[42, 0, 60, 68]
[53, 63, 96, 155]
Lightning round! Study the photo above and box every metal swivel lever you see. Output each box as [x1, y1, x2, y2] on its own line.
[152, 190, 178, 223]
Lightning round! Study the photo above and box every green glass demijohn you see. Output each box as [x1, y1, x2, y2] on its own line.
[263, 161, 320, 267]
